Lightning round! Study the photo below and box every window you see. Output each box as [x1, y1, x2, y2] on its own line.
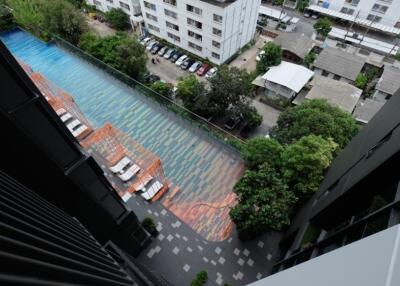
[163, 0, 176, 6]
[167, 32, 180, 42]
[188, 30, 202, 42]
[321, 70, 330, 77]
[147, 23, 160, 32]
[395, 21, 400, 28]
[333, 74, 341, 80]
[367, 14, 382, 22]
[143, 1, 156, 11]
[187, 4, 202, 16]
[188, 41, 202, 52]
[106, 0, 113, 3]
[119, 1, 130, 10]
[213, 14, 223, 23]
[212, 40, 221, 49]
[93, 0, 102, 6]
[212, 28, 222, 37]
[344, 0, 359, 6]
[164, 9, 177, 19]
[212, 52, 220, 59]
[145, 13, 157, 22]
[187, 18, 202, 30]
[166, 21, 179, 31]
[372, 4, 388, 13]
[340, 7, 355, 15]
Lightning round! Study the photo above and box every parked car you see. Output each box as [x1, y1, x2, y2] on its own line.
[151, 44, 163, 54]
[224, 116, 241, 130]
[189, 61, 202, 73]
[303, 11, 311, 18]
[205, 67, 217, 78]
[138, 34, 147, 42]
[170, 52, 182, 63]
[256, 50, 265, 62]
[146, 41, 158, 51]
[164, 48, 176, 59]
[158, 46, 168, 56]
[140, 37, 151, 46]
[311, 13, 320, 19]
[181, 58, 195, 70]
[175, 55, 188, 66]
[145, 74, 161, 84]
[197, 63, 210, 76]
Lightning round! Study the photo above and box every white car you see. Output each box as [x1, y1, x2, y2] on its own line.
[189, 61, 202, 73]
[256, 50, 265, 62]
[140, 37, 151, 45]
[158, 46, 168, 56]
[146, 41, 157, 50]
[175, 55, 188, 66]
[205, 67, 217, 78]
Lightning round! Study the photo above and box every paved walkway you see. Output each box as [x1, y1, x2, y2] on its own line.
[126, 193, 282, 286]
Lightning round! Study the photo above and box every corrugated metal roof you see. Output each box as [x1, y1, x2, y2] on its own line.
[376, 66, 400, 95]
[353, 98, 385, 124]
[274, 33, 315, 59]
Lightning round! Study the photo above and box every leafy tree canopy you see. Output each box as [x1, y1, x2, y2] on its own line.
[256, 42, 282, 74]
[282, 135, 337, 198]
[105, 8, 130, 31]
[355, 73, 368, 89]
[230, 163, 297, 239]
[151, 81, 173, 99]
[314, 17, 332, 37]
[79, 32, 147, 80]
[241, 137, 283, 170]
[272, 99, 359, 148]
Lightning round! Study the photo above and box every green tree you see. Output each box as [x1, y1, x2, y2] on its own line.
[241, 137, 283, 170]
[79, 32, 147, 80]
[41, 0, 87, 44]
[6, 0, 45, 37]
[256, 42, 282, 74]
[297, 0, 309, 12]
[395, 53, 400, 61]
[191, 271, 208, 286]
[0, 5, 14, 31]
[273, 0, 284, 5]
[242, 106, 263, 130]
[105, 8, 130, 30]
[314, 17, 332, 37]
[207, 65, 255, 118]
[355, 73, 368, 89]
[282, 135, 337, 198]
[303, 51, 316, 68]
[151, 81, 173, 99]
[272, 99, 359, 149]
[230, 163, 297, 239]
[176, 74, 206, 110]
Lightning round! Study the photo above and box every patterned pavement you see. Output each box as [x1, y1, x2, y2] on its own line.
[0, 28, 244, 241]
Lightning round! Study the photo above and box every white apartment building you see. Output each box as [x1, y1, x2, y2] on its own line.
[138, 0, 261, 65]
[310, 0, 400, 28]
[87, 0, 143, 28]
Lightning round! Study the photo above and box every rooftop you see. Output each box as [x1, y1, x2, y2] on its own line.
[274, 33, 315, 59]
[353, 98, 385, 124]
[253, 61, 314, 93]
[200, 0, 236, 8]
[305, 75, 362, 113]
[376, 65, 400, 95]
[313, 47, 366, 81]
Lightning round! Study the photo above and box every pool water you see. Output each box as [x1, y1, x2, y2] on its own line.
[0, 29, 245, 241]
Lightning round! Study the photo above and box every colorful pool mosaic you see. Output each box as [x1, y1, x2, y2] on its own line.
[0, 29, 245, 241]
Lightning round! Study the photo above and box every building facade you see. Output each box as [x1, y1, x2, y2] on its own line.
[87, 0, 143, 27]
[311, 0, 400, 27]
[138, 0, 260, 64]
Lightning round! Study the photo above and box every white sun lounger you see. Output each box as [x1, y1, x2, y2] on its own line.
[72, 125, 88, 137]
[67, 119, 81, 132]
[60, 113, 72, 122]
[135, 175, 153, 192]
[109, 157, 131, 174]
[141, 180, 163, 201]
[56, 108, 67, 116]
[118, 164, 141, 182]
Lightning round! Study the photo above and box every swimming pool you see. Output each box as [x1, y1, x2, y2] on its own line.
[0, 29, 245, 241]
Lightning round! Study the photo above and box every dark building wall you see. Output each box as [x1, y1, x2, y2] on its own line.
[0, 40, 149, 257]
[276, 89, 400, 270]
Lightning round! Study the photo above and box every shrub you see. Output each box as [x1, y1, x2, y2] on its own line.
[355, 73, 368, 89]
[142, 217, 157, 235]
[314, 17, 332, 37]
[191, 271, 208, 286]
[105, 8, 130, 30]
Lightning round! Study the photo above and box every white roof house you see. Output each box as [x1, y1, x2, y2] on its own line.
[261, 61, 314, 93]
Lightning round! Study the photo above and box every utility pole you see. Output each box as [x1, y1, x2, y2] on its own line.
[360, 15, 376, 42]
[276, 0, 286, 30]
[388, 34, 400, 57]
